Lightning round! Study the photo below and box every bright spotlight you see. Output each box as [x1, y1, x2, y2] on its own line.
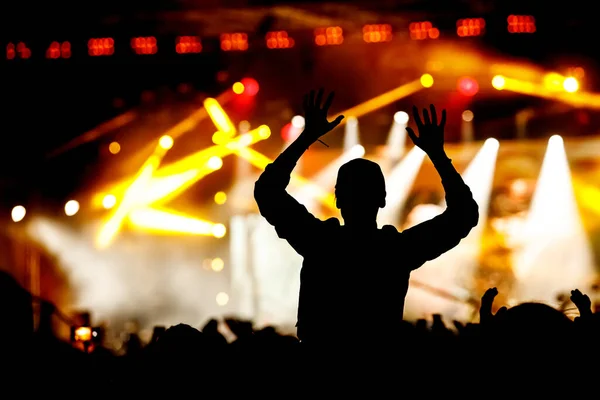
[563, 77, 579, 93]
[65, 200, 80, 216]
[549, 134, 563, 146]
[291, 115, 305, 129]
[462, 110, 474, 122]
[491, 75, 505, 90]
[394, 111, 409, 124]
[207, 156, 223, 170]
[232, 82, 245, 94]
[347, 116, 358, 127]
[485, 137, 500, 151]
[211, 258, 224, 272]
[212, 223, 227, 238]
[420, 74, 434, 88]
[159, 135, 174, 150]
[11, 205, 26, 222]
[102, 194, 117, 209]
[216, 292, 229, 306]
[214, 191, 227, 205]
[349, 144, 365, 158]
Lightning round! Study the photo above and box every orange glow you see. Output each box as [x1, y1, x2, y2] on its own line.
[88, 38, 114, 56]
[363, 24, 393, 43]
[457, 18, 485, 37]
[46, 41, 71, 59]
[507, 15, 536, 33]
[220, 33, 248, 51]
[314, 27, 343, 46]
[74, 327, 92, 342]
[409, 22, 439, 40]
[266, 31, 295, 49]
[131, 37, 157, 55]
[9, 42, 31, 59]
[176, 36, 202, 54]
[109, 142, 121, 154]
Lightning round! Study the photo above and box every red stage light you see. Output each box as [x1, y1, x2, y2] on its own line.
[507, 15, 536, 33]
[240, 78, 259, 96]
[457, 77, 479, 96]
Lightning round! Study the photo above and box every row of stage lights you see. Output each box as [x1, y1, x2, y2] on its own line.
[5, 15, 535, 60]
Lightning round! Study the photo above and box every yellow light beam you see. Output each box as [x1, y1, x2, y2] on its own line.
[139, 126, 271, 206]
[94, 92, 235, 205]
[127, 207, 226, 238]
[331, 79, 423, 125]
[95, 140, 171, 249]
[204, 97, 236, 137]
[494, 75, 600, 109]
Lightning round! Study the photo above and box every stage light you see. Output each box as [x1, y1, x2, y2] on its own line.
[314, 26, 343, 46]
[214, 191, 227, 205]
[109, 142, 121, 154]
[8, 42, 31, 59]
[363, 24, 393, 43]
[507, 15, 536, 33]
[457, 18, 485, 37]
[462, 110, 474, 122]
[207, 156, 223, 170]
[266, 31, 295, 49]
[159, 135, 174, 150]
[88, 38, 114, 56]
[131, 36, 157, 55]
[291, 115, 305, 129]
[212, 224, 227, 238]
[11, 206, 26, 222]
[216, 292, 229, 306]
[394, 111, 409, 124]
[232, 82, 244, 94]
[349, 144, 365, 158]
[220, 33, 248, 51]
[211, 258, 224, 272]
[563, 77, 579, 93]
[102, 194, 117, 209]
[409, 21, 439, 40]
[240, 78, 259, 96]
[420, 74, 434, 88]
[492, 75, 505, 90]
[46, 41, 71, 59]
[549, 134, 563, 146]
[65, 200, 80, 217]
[175, 36, 202, 54]
[457, 77, 479, 96]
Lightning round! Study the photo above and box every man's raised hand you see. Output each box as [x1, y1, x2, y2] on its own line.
[302, 88, 344, 143]
[406, 104, 447, 158]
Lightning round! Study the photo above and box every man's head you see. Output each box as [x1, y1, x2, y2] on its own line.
[335, 159, 386, 223]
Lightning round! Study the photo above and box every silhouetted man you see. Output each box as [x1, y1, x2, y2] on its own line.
[254, 89, 478, 346]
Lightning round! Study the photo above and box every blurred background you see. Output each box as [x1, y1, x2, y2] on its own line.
[2, 0, 600, 346]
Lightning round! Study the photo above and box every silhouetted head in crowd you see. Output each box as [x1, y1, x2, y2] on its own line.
[493, 302, 574, 350]
[153, 323, 205, 359]
[335, 159, 386, 227]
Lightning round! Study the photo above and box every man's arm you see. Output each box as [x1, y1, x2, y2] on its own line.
[254, 89, 344, 255]
[401, 105, 479, 269]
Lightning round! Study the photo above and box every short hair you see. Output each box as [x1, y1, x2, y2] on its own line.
[335, 159, 386, 205]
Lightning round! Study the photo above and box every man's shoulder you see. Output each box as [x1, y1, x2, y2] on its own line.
[323, 217, 341, 228]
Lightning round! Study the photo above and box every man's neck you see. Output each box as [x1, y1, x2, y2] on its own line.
[342, 219, 378, 230]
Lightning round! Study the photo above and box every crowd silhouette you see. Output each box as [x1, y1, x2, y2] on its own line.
[1, 90, 599, 393]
